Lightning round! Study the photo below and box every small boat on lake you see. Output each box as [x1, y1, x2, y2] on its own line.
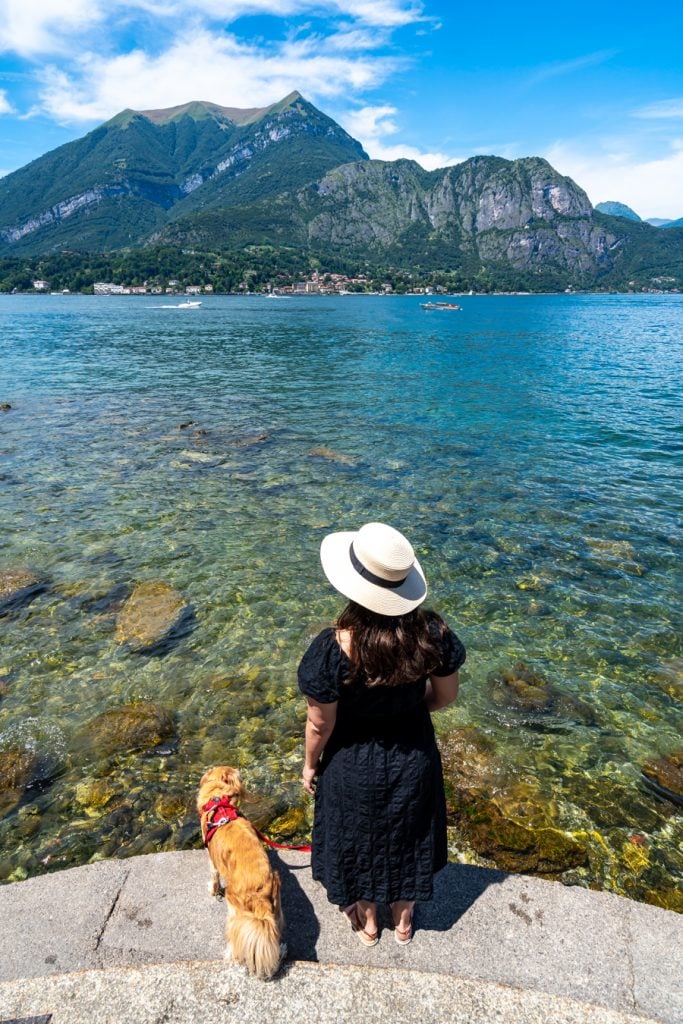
[175, 300, 202, 308]
[420, 301, 461, 311]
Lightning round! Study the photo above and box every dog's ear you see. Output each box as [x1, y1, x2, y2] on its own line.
[220, 766, 245, 803]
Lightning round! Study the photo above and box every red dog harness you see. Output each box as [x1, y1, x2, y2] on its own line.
[200, 796, 311, 853]
[201, 796, 240, 846]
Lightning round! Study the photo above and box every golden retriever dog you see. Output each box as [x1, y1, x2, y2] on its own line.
[197, 766, 285, 980]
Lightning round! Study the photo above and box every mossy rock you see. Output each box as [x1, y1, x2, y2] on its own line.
[643, 888, 683, 913]
[563, 775, 660, 832]
[115, 581, 189, 652]
[650, 658, 683, 701]
[438, 726, 501, 815]
[489, 662, 595, 726]
[268, 806, 308, 840]
[84, 702, 176, 757]
[641, 750, 683, 807]
[585, 537, 642, 574]
[0, 747, 39, 817]
[0, 568, 45, 616]
[460, 798, 588, 875]
[155, 793, 189, 821]
[241, 795, 279, 832]
[489, 781, 559, 829]
[75, 778, 119, 814]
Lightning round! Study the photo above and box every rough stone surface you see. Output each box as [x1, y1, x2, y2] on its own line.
[115, 580, 189, 651]
[0, 961, 664, 1024]
[0, 851, 681, 1022]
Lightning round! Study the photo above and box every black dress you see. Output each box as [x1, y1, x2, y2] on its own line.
[297, 622, 465, 906]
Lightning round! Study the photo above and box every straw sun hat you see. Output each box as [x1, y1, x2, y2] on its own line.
[320, 522, 427, 616]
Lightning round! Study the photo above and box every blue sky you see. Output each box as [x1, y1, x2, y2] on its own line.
[0, 0, 682, 217]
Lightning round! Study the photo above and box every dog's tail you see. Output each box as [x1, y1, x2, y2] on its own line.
[228, 876, 284, 980]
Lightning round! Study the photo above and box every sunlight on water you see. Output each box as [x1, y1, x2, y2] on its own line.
[0, 293, 681, 907]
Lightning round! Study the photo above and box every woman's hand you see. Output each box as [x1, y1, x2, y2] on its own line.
[302, 764, 318, 794]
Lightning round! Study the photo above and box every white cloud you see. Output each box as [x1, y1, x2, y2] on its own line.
[36, 30, 399, 123]
[340, 104, 465, 170]
[545, 138, 683, 220]
[0, 0, 102, 56]
[632, 97, 683, 119]
[0, 88, 15, 114]
[0, 0, 424, 56]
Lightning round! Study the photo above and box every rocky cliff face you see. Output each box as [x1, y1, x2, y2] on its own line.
[293, 155, 615, 275]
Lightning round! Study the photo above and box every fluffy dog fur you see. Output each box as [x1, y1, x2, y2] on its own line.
[197, 766, 285, 980]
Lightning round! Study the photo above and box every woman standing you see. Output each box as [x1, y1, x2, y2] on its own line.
[298, 522, 465, 945]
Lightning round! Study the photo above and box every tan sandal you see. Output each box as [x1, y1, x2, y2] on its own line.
[393, 908, 414, 945]
[340, 904, 379, 947]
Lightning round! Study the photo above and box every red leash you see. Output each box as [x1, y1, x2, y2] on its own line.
[254, 828, 312, 854]
[201, 797, 311, 853]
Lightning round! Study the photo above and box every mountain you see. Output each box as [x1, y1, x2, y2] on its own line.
[158, 154, 619, 285]
[646, 218, 673, 227]
[0, 93, 681, 290]
[595, 201, 641, 222]
[0, 92, 367, 254]
[661, 218, 683, 229]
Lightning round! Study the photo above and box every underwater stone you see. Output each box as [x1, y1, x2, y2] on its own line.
[75, 778, 119, 812]
[0, 567, 45, 616]
[641, 750, 683, 807]
[0, 746, 39, 817]
[115, 581, 189, 651]
[488, 662, 596, 726]
[459, 798, 588, 875]
[232, 432, 269, 447]
[84, 702, 176, 756]
[308, 446, 356, 466]
[438, 726, 502, 814]
[0, 403, 11, 412]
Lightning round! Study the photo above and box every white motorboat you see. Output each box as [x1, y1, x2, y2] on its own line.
[175, 300, 202, 308]
[420, 301, 461, 311]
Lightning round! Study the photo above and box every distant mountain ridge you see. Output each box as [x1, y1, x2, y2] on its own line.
[595, 201, 641, 222]
[0, 92, 681, 290]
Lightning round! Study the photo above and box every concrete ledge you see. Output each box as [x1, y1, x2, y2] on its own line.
[0, 851, 681, 1023]
[0, 961, 665, 1024]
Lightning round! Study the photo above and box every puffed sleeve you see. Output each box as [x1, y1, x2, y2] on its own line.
[297, 629, 342, 704]
[432, 623, 466, 676]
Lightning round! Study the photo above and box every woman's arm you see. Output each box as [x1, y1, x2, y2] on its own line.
[303, 696, 338, 793]
[425, 671, 459, 712]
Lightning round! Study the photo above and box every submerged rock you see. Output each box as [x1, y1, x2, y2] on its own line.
[0, 747, 39, 817]
[641, 750, 683, 807]
[0, 568, 45, 616]
[233, 432, 269, 448]
[438, 726, 502, 813]
[585, 537, 643, 575]
[308, 446, 356, 466]
[459, 798, 588, 875]
[488, 662, 595, 727]
[115, 581, 189, 652]
[0, 402, 11, 412]
[84, 702, 176, 757]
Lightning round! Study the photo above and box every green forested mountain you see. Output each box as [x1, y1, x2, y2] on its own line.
[0, 92, 681, 290]
[0, 92, 367, 254]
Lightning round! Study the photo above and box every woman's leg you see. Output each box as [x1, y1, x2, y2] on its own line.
[390, 899, 415, 937]
[356, 899, 378, 937]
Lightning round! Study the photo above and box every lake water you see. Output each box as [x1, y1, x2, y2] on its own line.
[0, 293, 681, 906]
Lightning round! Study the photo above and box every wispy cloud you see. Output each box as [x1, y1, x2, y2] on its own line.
[340, 104, 465, 170]
[632, 97, 683, 119]
[0, 89, 15, 114]
[526, 49, 617, 87]
[0, 0, 426, 57]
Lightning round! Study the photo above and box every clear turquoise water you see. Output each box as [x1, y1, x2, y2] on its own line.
[0, 293, 681, 901]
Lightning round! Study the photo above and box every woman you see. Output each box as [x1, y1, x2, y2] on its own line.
[298, 521, 465, 946]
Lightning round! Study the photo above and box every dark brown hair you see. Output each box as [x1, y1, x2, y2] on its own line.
[336, 601, 446, 687]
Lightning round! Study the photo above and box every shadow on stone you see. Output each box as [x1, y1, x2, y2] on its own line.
[417, 863, 507, 933]
[275, 853, 321, 960]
